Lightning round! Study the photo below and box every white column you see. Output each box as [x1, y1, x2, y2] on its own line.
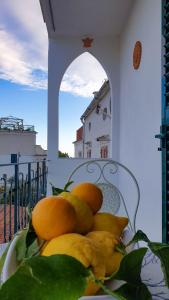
[47, 38, 84, 161]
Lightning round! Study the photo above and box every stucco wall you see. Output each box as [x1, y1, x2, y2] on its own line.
[119, 0, 162, 240]
[47, 36, 120, 192]
[0, 131, 36, 155]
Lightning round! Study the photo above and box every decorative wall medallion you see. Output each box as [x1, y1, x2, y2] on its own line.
[133, 41, 142, 70]
[82, 37, 93, 48]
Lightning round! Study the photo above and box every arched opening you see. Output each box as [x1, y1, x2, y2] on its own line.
[58, 52, 112, 159]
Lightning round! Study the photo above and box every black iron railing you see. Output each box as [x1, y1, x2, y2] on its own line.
[0, 160, 48, 243]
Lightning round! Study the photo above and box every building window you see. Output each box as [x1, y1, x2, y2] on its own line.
[102, 108, 107, 120]
[88, 122, 91, 131]
[87, 149, 91, 158]
[100, 146, 108, 158]
[78, 151, 82, 158]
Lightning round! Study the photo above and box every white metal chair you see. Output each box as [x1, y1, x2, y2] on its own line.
[67, 159, 140, 234]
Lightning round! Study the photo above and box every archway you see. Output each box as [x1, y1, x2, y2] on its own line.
[58, 52, 112, 159]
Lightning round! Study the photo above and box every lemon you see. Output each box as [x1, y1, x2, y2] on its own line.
[60, 191, 93, 234]
[41, 233, 106, 296]
[92, 213, 128, 238]
[86, 231, 122, 276]
[106, 251, 123, 275]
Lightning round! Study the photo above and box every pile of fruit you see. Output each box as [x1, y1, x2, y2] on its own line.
[31, 182, 129, 296]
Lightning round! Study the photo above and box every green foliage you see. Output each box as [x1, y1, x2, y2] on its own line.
[58, 151, 69, 158]
[113, 248, 148, 285]
[1, 228, 169, 300]
[114, 283, 152, 300]
[127, 230, 169, 288]
[0, 255, 89, 300]
[0, 243, 10, 280]
[51, 180, 73, 196]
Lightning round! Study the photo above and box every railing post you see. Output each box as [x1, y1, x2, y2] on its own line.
[36, 162, 40, 203]
[0, 160, 48, 242]
[14, 164, 19, 234]
[42, 159, 46, 197]
[2, 174, 7, 242]
[28, 163, 32, 208]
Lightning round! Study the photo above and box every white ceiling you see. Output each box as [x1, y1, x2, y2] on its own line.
[40, 0, 134, 38]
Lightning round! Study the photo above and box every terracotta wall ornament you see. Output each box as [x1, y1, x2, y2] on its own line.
[82, 37, 94, 48]
[133, 41, 142, 70]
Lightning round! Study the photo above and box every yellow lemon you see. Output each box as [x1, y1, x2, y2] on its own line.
[86, 231, 121, 276]
[106, 251, 124, 276]
[60, 191, 93, 234]
[92, 213, 128, 238]
[41, 233, 106, 296]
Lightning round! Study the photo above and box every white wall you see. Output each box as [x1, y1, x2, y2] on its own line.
[47, 36, 120, 192]
[74, 141, 83, 158]
[0, 131, 36, 155]
[119, 0, 162, 241]
[46, 0, 162, 242]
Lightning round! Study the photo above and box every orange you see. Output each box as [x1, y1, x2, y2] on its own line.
[32, 196, 77, 240]
[71, 182, 103, 214]
[60, 192, 93, 234]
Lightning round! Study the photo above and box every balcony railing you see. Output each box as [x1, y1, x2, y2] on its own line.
[0, 160, 48, 243]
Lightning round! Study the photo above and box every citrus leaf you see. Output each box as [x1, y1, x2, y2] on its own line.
[15, 229, 29, 263]
[95, 279, 127, 300]
[25, 239, 40, 258]
[127, 230, 150, 247]
[64, 181, 74, 191]
[148, 242, 169, 288]
[114, 282, 152, 300]
[26, 221, 37, 249]
[0, 243, 10, 279]
[52, 186, 64, 195]
[126, 230, 169, 288]
[0, 254, 89, 300]
[113, 248, 148, 285]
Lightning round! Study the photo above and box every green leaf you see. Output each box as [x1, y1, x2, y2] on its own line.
[15, 229, 29, 263]
[63, 181, 74, 191]
[148, 242, 169, 288]
[95, 279, 126, 300]
[0, 255, 89, 300]
[26, 221, 37, 249]
[125, 230, 169, 289]
[115, 242, 127, 255]
[114, 283, 152, 300]
[113, 248, 148, 285]
[25, 239, 40, 258]
[52, 186, 64, 196]
[0, 243, 10, 278]
[127, 230, 150, 247]
[15, 225, 40, 263]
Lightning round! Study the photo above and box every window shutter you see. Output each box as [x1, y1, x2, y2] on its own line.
[161, 0, 169, 243]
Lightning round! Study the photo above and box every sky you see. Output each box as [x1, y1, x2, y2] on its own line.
[0, 0, 107, 157]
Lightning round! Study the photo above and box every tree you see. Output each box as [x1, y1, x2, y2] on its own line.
[58, 150, 69, 158]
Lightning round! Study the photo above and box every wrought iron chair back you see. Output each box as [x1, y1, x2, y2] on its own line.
[67, 159, 140, 234]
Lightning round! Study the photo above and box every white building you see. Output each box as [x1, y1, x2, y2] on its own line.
[74, 80, 112, 159]
[0, 117, 47, 165]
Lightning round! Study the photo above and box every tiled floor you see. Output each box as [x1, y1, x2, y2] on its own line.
[0, 205, 28, 243]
